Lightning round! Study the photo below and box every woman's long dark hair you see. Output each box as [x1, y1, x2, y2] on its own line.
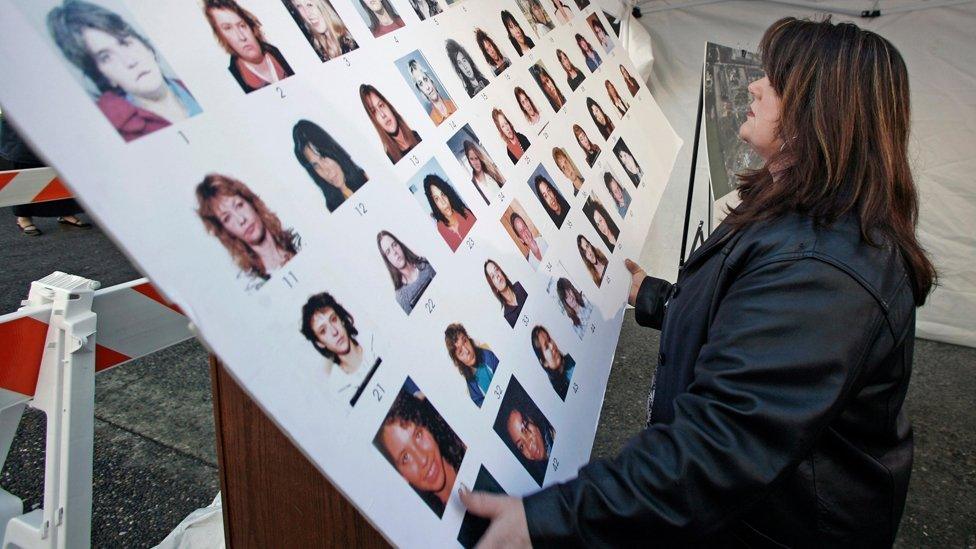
[376, 230, 427, 290]
[292, 119, 368, 212]
[501, 10, 534, 55]
[423, 174, 471, 224]
[586, 96, 614, 139]
[728, 17, 935, 304]
[445, 39, 489, 97]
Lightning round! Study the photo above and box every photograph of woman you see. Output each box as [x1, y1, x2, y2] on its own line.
[531, 325, 575, 400]
[573, 123, 601, 166]
[444, 324, 499, 407]
[604, 170, 632, 217]
[576, 233, 608, 287]
[552, 147, 584, 195]
[359, 84, 422, 163]
[501, 10, 534, 57]
[292, 119, 369, 212]
[397, 53, 456, 126]
[556, 277, 593, 339]
[530, 169, 570, 229]
[605, 79, 629, 116]
[492, 108, 530, 163]
[408, 0, 441, 20]
[586, 13, 613, 53]
[355, 0, 405, 37]
[503, 204, 549, 269]
[423, 173, 477, 252]
[46, 0, 201, 142]
[586, 97, 615, 140]
[514, 87, 542, 128]
[300, 292, 381, 405]
[493, 377, 555, 486]
[573, 0, 590, 8]
[461, 138, 505, 204]
[196, 174, 299, 286]
[575, 33, 602, 72]
[203, 0, 295, 93]
[557, 49, 585, 91]
[620, 63, 640, 95]
[583, 196, 620, 252]
[284, 0, 358, 62]
[475, 28, 510, 76]
[530, 62, 566, 112]
[518, 0, 555, 37]
[377, 230, 436, 314]
[484, 259, 528, 328]
[445, 39, 490, 98]
[374, 378, 465, 517]
[549, 0, 573, 25]
[613, 137, 644, 186]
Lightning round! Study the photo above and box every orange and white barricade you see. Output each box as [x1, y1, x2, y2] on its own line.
[0, 168, 72, 208]
[0, 272, 191, 549]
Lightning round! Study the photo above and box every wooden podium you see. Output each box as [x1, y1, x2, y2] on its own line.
[209, 357, 389, 547]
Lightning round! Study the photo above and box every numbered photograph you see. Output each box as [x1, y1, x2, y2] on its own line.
[501, 200, 549, 270]
[395, 50, 457, 126]
[551, 146, 585, 196]
[376, 230, 437, 314]
[576, 233, 609, 287]
[483, 258, 529, 328]
[457, 466, 506, 548]
[292, 119, 370, 212]
[556, 48, 586, 91]
[407, 0, 442, 21]
[16, 0, 203, 142]
[586, 12, 614, 53]
[620, 63, 641, 96]
[491, 107, 532, 164]
[493, 376, 556, 486]
[299, 290, 382, 406]
[529, 61, 567, 113]
[582, 195, 620, 252]
[444, 38, 490, 98]
[602, 167, 632, 218]
[194, 173, 301, 292]
[514, 0, 555, 38]
[446, 124, 506, 205]
[442, 323, 500, 407]
[499, 9, 535, 57]
[530, 325, 576, 400]
[406, 158, 478, 252]
[605, 78, 630, 116]
[527, 164, 570, 229]
[513, 86, 546, 135]
[548, 0, 574, 25]
[281, 0, 359, 63]
[613, 136, 644, 186]
[473, 27, 511, 76]
[547, 275, 593, 340]
[351, 0, 405, 37]
[373, 377, 466, 518]
[586, 96, 616, 140]
[575, 32, 602, 72]
[359, 83, 423, 164]
[573, 122, 602, 167]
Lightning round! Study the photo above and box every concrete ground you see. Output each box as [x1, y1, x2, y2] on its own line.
[1, 213, 974, 547]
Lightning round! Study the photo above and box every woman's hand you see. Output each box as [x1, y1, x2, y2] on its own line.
[625, 258, 647, 307]
[459, 488, 531, 549]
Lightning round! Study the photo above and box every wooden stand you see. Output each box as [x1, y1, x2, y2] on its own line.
[209, 356, 389, 548]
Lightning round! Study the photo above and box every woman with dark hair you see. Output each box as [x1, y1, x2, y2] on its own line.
[463, 17, 936, 547]
[605, 79, 629, 116]
[463, 140, 505, 204]
[445, 39, 489, 97]
[549, 0, 573, 25]
[576, 233, 608, 287]
[493, 380, 555, 486]
[552, 147, 584, 195]
[47, 0, 201, 141]
[533, 175, 569, 228]
[573, 124, 600, 166]
[357, 0, 404, 37]
[484, 259, 528, 327]
[604, 171, 631, 217]
[620, 64, 640, 96]
[203, 0, 295, 93]
[408, 0, 441, 20]
[475, 28, 510, 76]
[584, 197, 619, 251]
[557, 49, 585, 91]
[514, 87, 541, 127]
[575, 33, 601, 72]
[444, 324, 499, 406]
[556, 277, 592, 339]
[292, 119, 368, 212]
[530, 326, 575, 400]
[573, 0, 590, 8]
[359, 84, 422, 163]
[286, 0, 358, 62]
[501, 10, 534, 57]
[424, 174, 476, 251]
[493, 108, 530, 163]
[375, 381, 465, 517]
[530, 64, 566, 112]
[613, 139, 643, 186]
[377, 230, 436, 314]
[586, 97, 615, 140]
[588, 14, 613, 52]
[196, 174, 300, 284]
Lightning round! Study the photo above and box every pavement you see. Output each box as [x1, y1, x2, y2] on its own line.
[1, 211, 974, 547]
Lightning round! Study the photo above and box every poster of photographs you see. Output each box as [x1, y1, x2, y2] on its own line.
[0, 0, 680, 545]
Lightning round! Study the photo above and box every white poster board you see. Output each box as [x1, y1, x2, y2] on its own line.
[0, 0, 680, 545]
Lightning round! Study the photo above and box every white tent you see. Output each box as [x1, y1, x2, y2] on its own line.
[601, 0, 976, 348]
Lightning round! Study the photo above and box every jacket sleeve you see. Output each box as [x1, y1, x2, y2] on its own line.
[523, 258, 886, 546]
[633, 275, 673, 330]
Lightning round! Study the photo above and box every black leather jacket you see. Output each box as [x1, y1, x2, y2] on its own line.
[523, 213, 916, 547]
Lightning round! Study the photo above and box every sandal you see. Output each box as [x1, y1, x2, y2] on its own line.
[17, 222, 41, 236]
[58, 216, 91, 229]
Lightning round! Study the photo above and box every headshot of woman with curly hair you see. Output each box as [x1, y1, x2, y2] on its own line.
[445, 39, 490, 97]
[443, 323, 499, 407]
[475, 28, 511, 76]
[292, 119, 369, 212]
[424, 174, 477, 251]
[493, 378, 555, 486]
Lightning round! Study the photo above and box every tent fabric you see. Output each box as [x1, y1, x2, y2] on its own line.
[629, 0, 976, 347]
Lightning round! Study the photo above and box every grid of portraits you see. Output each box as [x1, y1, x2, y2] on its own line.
[7, 0, 677, 545]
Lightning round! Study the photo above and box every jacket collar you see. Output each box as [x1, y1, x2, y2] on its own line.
[681, 222, 735, 270]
